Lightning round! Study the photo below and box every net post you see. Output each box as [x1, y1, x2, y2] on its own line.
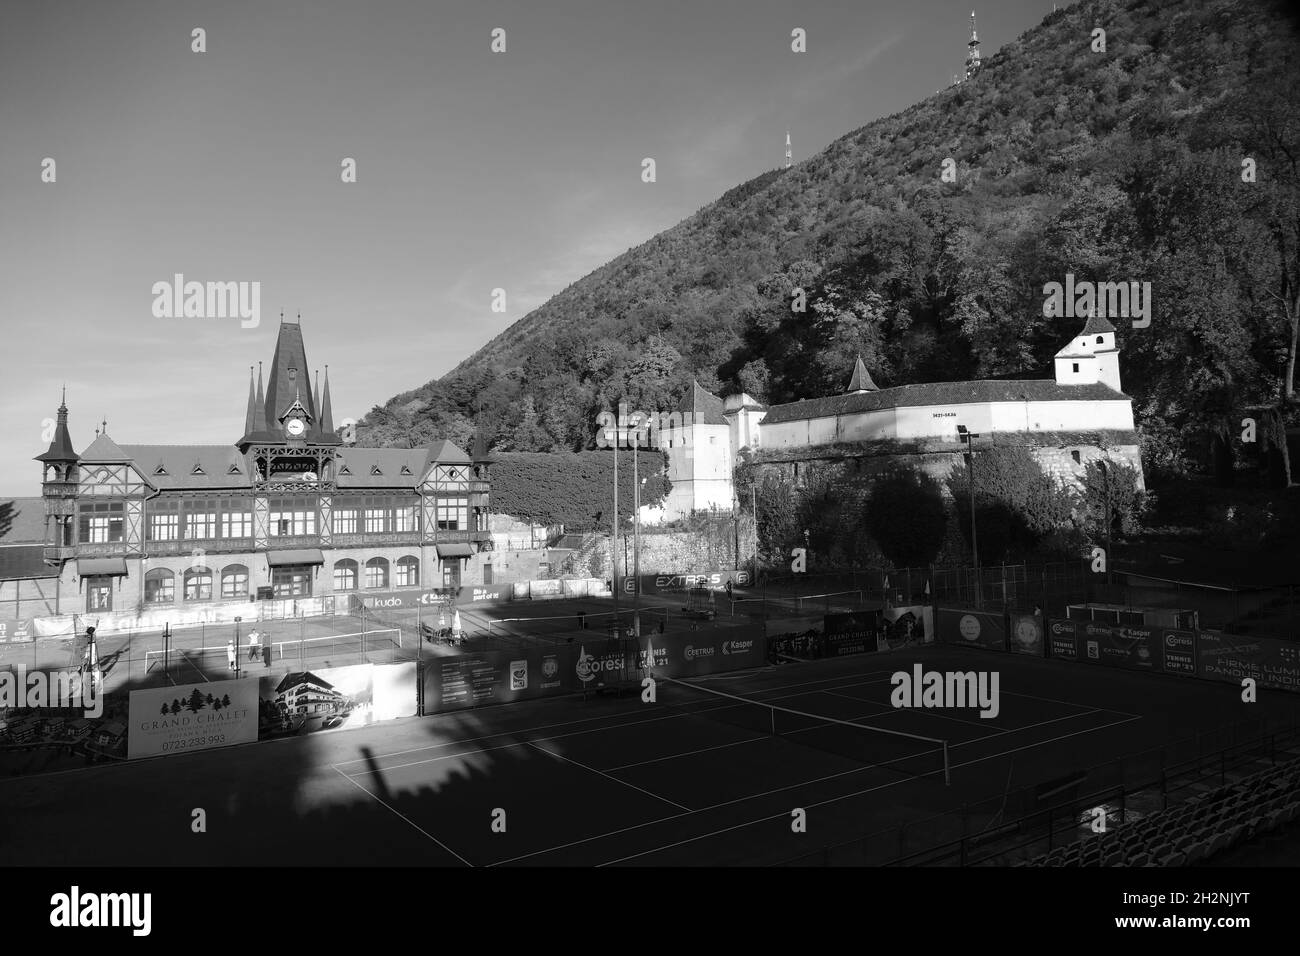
[770, 705, 776, 736]
[943, 741, 951, 787]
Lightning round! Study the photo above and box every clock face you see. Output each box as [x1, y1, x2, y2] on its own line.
[285, 418, 306, 437]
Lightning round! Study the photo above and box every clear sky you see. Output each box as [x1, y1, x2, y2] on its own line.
[0, 0, 1055, 496]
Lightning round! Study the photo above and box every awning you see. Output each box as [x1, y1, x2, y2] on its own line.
[435, 544, 474, 559]
[267, 549, 325, 567]
[77, 557, 129, 577]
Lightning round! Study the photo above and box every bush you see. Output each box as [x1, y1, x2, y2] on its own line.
[946, 446, 1076, 563]
[863, 470, 949, 568]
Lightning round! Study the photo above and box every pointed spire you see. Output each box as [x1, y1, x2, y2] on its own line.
[36, 389, 79, 463]
[312, 370, 321, 423]
[320, 365, 335, 435]
[243, 366, 258, 437]
[847, 356, 878, 393]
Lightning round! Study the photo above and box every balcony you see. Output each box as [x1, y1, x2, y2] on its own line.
[143, 538, 256, 556]
[331, 532, 424, 548]
[43, 546, 75, 564]
[432, 529, 493, 544]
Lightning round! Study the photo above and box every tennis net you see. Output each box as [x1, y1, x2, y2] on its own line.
[487, 607, 668, 639]
[655, 675, 950, 785]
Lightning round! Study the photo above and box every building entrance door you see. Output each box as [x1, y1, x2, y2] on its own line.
[86, 578, 112, 612]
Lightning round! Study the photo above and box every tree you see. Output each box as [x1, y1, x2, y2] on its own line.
[864, 471, 949, 568]
[946, 446, 1076, 564]
[1078, 458, 1147, 539]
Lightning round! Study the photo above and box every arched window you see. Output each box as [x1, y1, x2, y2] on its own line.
[221, 564, 249, 600]
[334, 559, 359, 592]
[184, 567, 213, 601]
[144, 568, 175, 604]
[365, 557, 389, 589]
[1071, 450, 1082, 464]
[1096, 335, 1104, 344]
[395, 556, 419, 588]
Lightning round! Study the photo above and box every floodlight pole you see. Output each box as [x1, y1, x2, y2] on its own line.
[632, 427, 640, 637]
[959, 426, 982, 609]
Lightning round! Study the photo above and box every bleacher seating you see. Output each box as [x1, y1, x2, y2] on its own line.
[1023, 755, 1300, 866]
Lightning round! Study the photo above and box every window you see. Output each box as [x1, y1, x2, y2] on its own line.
[271, 566, 311, 598]
[144, 569, 174, 604]
[1071, 450, 1081, 464]
[221, 565, 249, 600]
[333, 559, 358, 591]
[78, 502, 123, 544]
[1072, 363, 1079, 373]
[183, 499, 218, 539]
[1096, 336, 1104, 344]
[334, 509, 358, 534]
[148, 501, 180, 541]
[442, 561, 460, 588]
[268, 496, 317, 536]
[221, 507, 253, 539]
[87, 580, 112, 612]
[184, 568, 213, 601]
[395, 556, 419, 587]
[365, 557, 389, 589]
[436, 497, 468, 531]
[364, 508, 387, 533]
[394, 505, 417, 533]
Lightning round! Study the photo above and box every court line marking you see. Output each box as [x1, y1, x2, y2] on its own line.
[591, 714, 1145, 867]
[525, 741, 693, 812]
[330, 765, 473, 867]
[489, 712, 1142, 867]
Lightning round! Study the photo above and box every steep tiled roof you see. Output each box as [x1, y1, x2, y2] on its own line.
[1081, 314, 1117, 335]
[678, 381, 728, 426]
[761, 380, 1129, 425]
[0, 497, 49, 544]
[79, 433, 132, 463]
[121, 445, 252, 490]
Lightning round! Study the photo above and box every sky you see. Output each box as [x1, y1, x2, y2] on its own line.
[0, 0, 1056, 496]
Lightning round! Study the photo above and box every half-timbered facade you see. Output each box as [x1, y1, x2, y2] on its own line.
[35, 319, 493, 614]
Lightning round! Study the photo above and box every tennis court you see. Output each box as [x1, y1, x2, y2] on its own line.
[325, 642, 1296, 866]
[5, 642, 1300, 867]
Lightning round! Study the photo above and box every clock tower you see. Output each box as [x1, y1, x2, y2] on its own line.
[236, 315, 341, 493]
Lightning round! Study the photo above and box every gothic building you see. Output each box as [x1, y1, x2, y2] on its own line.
[33, 319, 493, 616]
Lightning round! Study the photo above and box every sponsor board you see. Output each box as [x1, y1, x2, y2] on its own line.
[638, 570, 752, 594]
[823, 611, 878, 657]
[0, 619, 33, 642]
[1047, 619, 1080, 660]
[1197, 631, 1300, 692]
[879, 605, 932, 651]
[939, 608, 1007, 651]
[351, 585, 514, 611]
[128, 678, 259, 759]
[1159, 628, 1197, 677]
[1010, 613, 1044, 657]
[1079, 623, 1161, 671]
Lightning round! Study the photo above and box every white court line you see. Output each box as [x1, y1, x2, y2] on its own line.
[330, 765, 473, 866]
[525, 741, 693, 812]
[490, 712, 1142, 867]
[592, 714, 1145, 867]
[816, 689, 1004, 733]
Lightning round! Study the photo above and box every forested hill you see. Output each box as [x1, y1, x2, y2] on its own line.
[359, 0, 1300, 482]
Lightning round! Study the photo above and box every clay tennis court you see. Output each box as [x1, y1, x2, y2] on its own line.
[5, 642, 1296, 867]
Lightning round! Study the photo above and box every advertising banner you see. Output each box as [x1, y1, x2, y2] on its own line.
[420, 627, 769, 713]
[1009, 613, 1045, 657]
[127, 677, 259, 759]
[352, 584, 513, 613]
[423, 646, 580, 712]
[1077, 623, 1162, 671]
[1158, 628, 1198, 677]
[878, 605, 932, 651]
[258, 663, 378, 739]
[0, 619, 33, 643]
[939, 608, 1007, 652]
[633, 570, 753, 595]
[1046, 618, 1081, 660]
[823, 611, 879, 657]
[1197, 631, 1300, 693]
